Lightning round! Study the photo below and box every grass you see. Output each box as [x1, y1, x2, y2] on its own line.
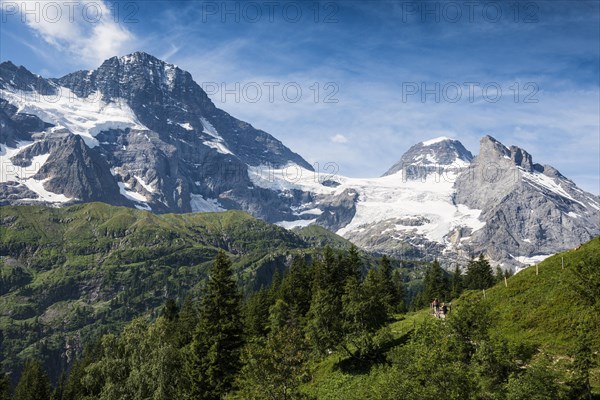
[302, 237, 600, 397]
[460, 236, 600, 354]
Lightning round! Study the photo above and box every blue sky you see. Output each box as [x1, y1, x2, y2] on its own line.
[1, 0, 599, 194]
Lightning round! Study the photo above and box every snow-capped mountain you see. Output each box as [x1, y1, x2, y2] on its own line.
[1, 53, 598, 269]
[0, 52, 311, 219]
[382, 136, 473, 178]
[248, 136, 599, 269]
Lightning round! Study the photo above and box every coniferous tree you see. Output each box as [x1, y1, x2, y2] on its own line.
[268, 270, 283, 302]
[450, 264, 463, 300]
[53, 372, 66, 400]
[392, 269, 407, 313]
[494, 266, 505, 284]
[0, 372, 10, 400]
[184, 250, 243, 400]
[420, 260, 449, 307]
[14, 361, 52, 400]
[162, 298, 179, 322]
[280, 257, 312, 317]
[306, 287, 343, 355]
[344, 245, 362, 282]
[233, 300, 312, 400]
[465, 254, 495, 291]
[375, 255, 397, 313]
[243, 287, 272, 337]
[61, 342, 102, 400]
[306, 247, 346, 354]
[312, 246, 345, 293]
[341, 272, 388, 359]
[176, 296, 198, 348]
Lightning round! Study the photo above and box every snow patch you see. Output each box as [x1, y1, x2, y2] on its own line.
[521, 169, 583, 205]
[0, 142, 73, 203]
[178, 122, 193, 131]
[422, 137, 451, 146]
[134, 175, 156, 193]
[203, 141, 233, 155]
[1, 87, 148, 148]
[297, 208, 323, 216]
[512, 254, 553, 273]
[190, 194, 225, 212]
[199, 117, 233, 155]
[21, 177, 73, 203]
[118, 182, 148, 203]
[276, 219, 316, 229]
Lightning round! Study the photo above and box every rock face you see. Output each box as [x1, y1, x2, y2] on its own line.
[1, 53, 598, 269]
[454, 135, 600, 266]
[0, 53, 312, 219]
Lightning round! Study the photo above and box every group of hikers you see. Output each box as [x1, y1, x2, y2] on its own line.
[430, 298, 451, 319]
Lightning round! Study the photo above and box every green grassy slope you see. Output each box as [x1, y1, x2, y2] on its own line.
[302, 237, 600, 398]
[461, 236, 600, 354]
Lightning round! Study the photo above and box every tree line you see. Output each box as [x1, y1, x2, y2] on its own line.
[7, 248, 592, 400]
[2, 246, 409, 400]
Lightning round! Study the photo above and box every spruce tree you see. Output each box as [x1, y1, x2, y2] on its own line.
[392, 269, 407, 313]
[465, 254, 495, 291]
[450, 264, 463, 300]
[494, 266, 504, 284]
[280, 257, 312, 317]
[14, 361, 52, 400]
[0, 372, 10, 400]
[375, 255, 397, 313]
[345, 245, 362, 282]
[184, 250, 243, 400]
[243, 287, 272, 337]
[176, 296, 198, 348]
[233, 300, 312, 400]
[421, 260, 449, 306]
[162, 298, 179, 322]
[341, 272, 388, 359]
[307, 247, 347, 354]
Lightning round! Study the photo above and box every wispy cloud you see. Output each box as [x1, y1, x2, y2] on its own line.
[2, 0, 137, 66]
[2, 0, 597, 194]
[331, 134, 348, 144]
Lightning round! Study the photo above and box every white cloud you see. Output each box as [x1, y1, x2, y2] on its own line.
[331, 134, 348, 144]
[4, 0, 137, 66]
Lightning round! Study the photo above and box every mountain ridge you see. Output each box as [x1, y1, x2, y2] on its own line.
[1, 52, 598, 269]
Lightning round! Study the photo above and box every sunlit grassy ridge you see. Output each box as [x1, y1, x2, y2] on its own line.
[461, 236, 600, 353]
[302, 237, 600, 398]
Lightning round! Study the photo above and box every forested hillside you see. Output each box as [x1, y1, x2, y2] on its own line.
[0, 203, 423, 385]
[2, 234, 598, 399]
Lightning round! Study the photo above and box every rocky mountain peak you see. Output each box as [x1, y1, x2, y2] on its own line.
[478, 135, 541, 173]
[58, 51, 196, 102]
[0, 61, 56, 94]
[383, 137, 473, 177]
[478, 134, 511, 159]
